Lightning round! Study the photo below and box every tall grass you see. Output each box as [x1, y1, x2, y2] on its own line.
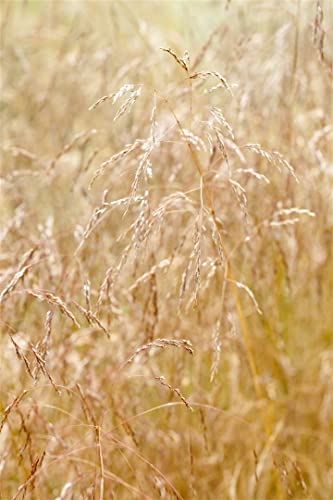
[1, 1, 332, 498]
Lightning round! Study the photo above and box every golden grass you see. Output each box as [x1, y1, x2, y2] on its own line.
[1, 0, 332, 498]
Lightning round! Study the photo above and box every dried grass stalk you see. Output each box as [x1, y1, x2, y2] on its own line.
[123, 338, 193, 367]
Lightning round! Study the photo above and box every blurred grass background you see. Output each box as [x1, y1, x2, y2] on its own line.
[1, 1, 332, 498]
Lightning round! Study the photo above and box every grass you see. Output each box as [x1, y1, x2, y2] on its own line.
[0, 0, 332, 498]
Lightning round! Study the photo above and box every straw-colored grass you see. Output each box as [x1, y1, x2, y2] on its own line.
[1, 1, 332, 498]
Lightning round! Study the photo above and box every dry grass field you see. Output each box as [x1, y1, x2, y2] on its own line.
[1, 0, 332, 498]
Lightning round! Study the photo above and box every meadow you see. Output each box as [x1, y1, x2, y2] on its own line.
[0, 0, 332, 498]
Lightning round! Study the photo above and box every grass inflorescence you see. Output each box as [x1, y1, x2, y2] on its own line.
[1, 1, 332, 498]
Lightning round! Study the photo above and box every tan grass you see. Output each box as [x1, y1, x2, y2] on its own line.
[1, 1, 332, 498]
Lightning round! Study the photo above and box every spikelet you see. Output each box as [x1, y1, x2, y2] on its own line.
[89, 83, 135, 110]
[113, 87, 142, 122]
[75, 193, 144, 254]
[236, 168, 270, 184]
[269, 206, 316, 227]
[72, 300, 110, 338]
[0, 391, 28, 434]
[160, 47, 189, 72]
[23, 289, 80, 328]
[123, 338, 193, 367]
[245, 144, 298, 182]
[182, 129, 207, 151]
[210, 107, 235, 140]
[190, 71, 234, 95]
[155, 375, 193, 411]
[129, 259, 170, 291]
[89, 139, 144, 189]
[0, 248, 37, 304]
